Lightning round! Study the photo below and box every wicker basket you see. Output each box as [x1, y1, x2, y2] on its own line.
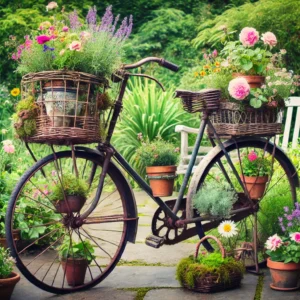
[182, 235, 244, 293]
[208, 102, 283, 137]
[175, 89, 221, 113]
[19, 71, 109, 145]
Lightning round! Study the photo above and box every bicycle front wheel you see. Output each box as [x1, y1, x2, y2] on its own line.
[6, 150, 133, 294]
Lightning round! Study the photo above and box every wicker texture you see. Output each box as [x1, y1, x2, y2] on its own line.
[184, 235, 243, 293]
[175, 89, 221, 113]
[20, 71, 109, 145]
[208, 102, 282, 137]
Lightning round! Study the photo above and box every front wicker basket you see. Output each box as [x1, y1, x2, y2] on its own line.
[20, 71, 109, 145]
[208, 102, 283, 137]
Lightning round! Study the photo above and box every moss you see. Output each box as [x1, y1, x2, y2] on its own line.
[254, 274, 264, 300]
[176, 253, 245, 289]
[98, 92, 113, 110]
[117, 259, 175, 267]
[122, 287, 178, 300]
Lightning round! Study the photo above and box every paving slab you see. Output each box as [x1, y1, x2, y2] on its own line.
[261, 269, 300, 300]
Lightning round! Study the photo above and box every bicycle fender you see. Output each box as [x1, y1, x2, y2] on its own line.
[75, 146, 138, 243]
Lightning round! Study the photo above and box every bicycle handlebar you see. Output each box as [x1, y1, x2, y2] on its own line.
[123, 57, 179, 72]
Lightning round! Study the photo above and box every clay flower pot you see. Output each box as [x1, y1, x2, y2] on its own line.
[146, 165, 177, 197]
[0, 231, 20, 249]
[240, 175, 268, 200]
[232, 73, 265, 88]
[0, 271, 21, 300]
[55, 195, 86, 213]
[61, 258, 88, 286]
[267, 258, 300, 291]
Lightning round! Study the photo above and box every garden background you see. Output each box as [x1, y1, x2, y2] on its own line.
[0, 0, 300, 240]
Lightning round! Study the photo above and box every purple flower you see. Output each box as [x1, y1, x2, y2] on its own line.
[278, 217, 283, 223]
[287, 214, 293, 221]
[287, 222, 293, 227]
[281, 225, 286, 232]
[43, 44, 55, 52]
[99, 5, 114, 32]
[86, 6, 97, 26]
[69, 10, 81, 29]
[284, 206, 289, 212]
[114, 15, 133, 41]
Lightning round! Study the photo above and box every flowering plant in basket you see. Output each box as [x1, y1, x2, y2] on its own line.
[12, 3, 133, 78]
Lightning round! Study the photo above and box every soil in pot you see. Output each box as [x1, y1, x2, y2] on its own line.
[55, 195, 86, 213]
[0, 271, 21, 300]
[61, 258, 88, 286]
[146, 165, 177, 197]
[267, 258, 300, 290]
[232, 74, 265, 88]
[240, 175, 268, 200]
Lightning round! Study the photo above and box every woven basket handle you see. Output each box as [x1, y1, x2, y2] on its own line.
[194, 235, 225, 260]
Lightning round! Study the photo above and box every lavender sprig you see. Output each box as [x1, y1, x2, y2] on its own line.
[86, 6, 97, 26]
[99, 5, 114, 32]
[69, 10, 81, 29]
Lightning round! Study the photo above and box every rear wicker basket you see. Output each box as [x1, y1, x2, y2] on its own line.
[20, 71, 109, 145]
[208, 102, 283, 137]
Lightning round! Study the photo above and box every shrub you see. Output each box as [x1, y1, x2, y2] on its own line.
[0, 247, 15, 279]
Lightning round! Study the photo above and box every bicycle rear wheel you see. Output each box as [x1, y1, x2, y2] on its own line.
[6, 150, 134, 294]
[190, 137, 298, 264]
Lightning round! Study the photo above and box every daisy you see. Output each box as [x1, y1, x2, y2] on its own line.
[218, 220, 238, 238]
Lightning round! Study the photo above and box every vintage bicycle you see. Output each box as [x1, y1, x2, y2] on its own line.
[6, 57, 299, 294]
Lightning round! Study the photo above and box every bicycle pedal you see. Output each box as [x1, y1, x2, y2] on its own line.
[145, 235, 165, 249]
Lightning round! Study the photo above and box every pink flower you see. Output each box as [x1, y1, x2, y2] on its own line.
[212, 49, 218, 57]
[239, 27, 259, 47]
[46, 2, 58, 11]
[261, 32, 277, 47]
[62, 26, 69, 32]
[290, 232, 300, 243]
[265, 234, 283, 251]
[248, 151, 258, 162]
[80, 31, 91, 41]
[36, 35, 52, 44]
[2, 139, 15, 153]
[228, 77, 250, 100]
[69, 41, 82, 51]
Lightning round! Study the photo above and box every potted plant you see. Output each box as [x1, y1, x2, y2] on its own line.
[240, 150, 271, 200]
[136, 140, 178, 197]
[176, 235, 245, 293]
[49, 173, 89, 213]
[265, 203, 300, 290]
[0, 247, 20, 300]
[59, 239, 95, 286]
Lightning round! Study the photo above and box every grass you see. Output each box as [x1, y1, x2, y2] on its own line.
[122, 287, 178, 300]
[117, 259, 176, 267]
[254, 275, 264, 300]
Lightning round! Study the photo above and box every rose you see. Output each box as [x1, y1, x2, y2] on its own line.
[69, 41, 82, 51]
[46, 2, 58, 11]
[36, 35, 52, 44]
[261, 32, 277, 47]
[248, 151, 258, 162]
[290, 232, 300, 243]
[265, 234, 283, 251]
[239, 27, 259, 47]
[228, 77, 250, 100]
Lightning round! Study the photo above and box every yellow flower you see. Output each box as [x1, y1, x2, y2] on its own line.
[203, 65, 211, 69]
[11, 88, 20, 97]
[214, 68, 221, 73]
[194, 72, 199, 77]
[215, 61, 220, 67]
[199, 71, 207, 76]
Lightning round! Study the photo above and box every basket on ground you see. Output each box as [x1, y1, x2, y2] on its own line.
[208, 102, 282, 137]
[176, 235, 244, 293]
[20, 71, 109, 145]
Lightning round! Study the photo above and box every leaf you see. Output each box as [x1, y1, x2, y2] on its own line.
[250, 98, 262, 108]
[241, 60, 253, 71]
[284, 257, 292, 264]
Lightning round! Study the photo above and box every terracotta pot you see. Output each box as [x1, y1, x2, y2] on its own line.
[55, 195, 86, 213]
[232, 74, 265, 88]
[0, 272, 21, 300]
[61, 258, 88, 286]
[267, 258, 300, 291]
[240, 175, 268, 200]
[146, 166, 177, 197]
[0, 231, 20, 249]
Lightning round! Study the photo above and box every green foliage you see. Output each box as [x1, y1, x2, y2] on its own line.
[193, 181, 238, 218]
[241, 151, 271, 177]
[176, 253, 245, 288]
[0, 247, 15, 279]
[58, 238, 95, 263]
[49, 173, 89, 202]
[136, 139, 178, 167]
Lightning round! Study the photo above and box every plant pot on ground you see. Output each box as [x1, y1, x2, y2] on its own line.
[59, 239, 95, 286]
[49, 173, 89, 213]
[239, 150, 271, 200]
[136, 140, 178, 197]
[0, 231, 20, 249]
[0, 247, 20, 300]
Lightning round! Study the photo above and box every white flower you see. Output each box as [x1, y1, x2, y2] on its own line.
[46, 2, 58, 11]
[218, 220, 238, 238]
[265, 234, 283, 251]
[2, 139, 13, 146]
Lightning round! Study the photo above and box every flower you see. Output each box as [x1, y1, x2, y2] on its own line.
[199, 71, 206, 76]
[215, 61, 220, 67]
[36, 35, 52, 44]
[194, 72, 199, 77]
[80, 31, 92, 41]
[59, 49, 65, 56]
[265, 234, 283, 251]
[290, 232, 300, 243]
[280, 49, 287, 55]
[43, 44, 55, 52]
[62, 26, 69, 32]
[39, 21, 52, 30]
[10, 88, 20, 97]
[228, 77, 250, 100]
[248, 150, 258, 162]
[284, 206, 289, 212]
[69, 41, 82, 51]
[214, 68, 221, 73]
[239, 27, 259, 47]
[261, 32, 277, 47]
[46, 2, 58, 11]
[203, 65, 210, 69]
[212, 49, 218, 57]
[218, 220, 238, 238]
[2, 140, 15, 153]
[1, 129, 8, 134]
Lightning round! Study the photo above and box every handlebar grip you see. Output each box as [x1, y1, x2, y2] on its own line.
[160, 59, 179, 72]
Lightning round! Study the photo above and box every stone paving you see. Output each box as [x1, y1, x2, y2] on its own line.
[11, 191, 300, 299]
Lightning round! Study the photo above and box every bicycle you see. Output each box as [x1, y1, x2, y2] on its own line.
[6, 57, 299, 294]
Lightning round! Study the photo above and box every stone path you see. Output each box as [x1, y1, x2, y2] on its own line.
[10, 191, 300, 299]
